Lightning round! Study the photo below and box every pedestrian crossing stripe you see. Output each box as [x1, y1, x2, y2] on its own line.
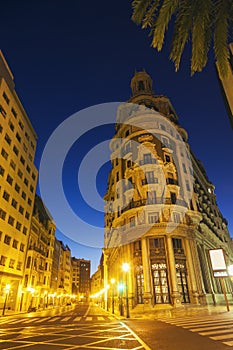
[0, 315, 116, 325]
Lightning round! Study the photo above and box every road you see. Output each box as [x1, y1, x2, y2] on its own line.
[0, 303, 150, 350]
[1, 304, 233, 349]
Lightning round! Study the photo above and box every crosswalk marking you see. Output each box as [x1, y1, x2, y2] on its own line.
[159, 314, 233, 347]
[211, 334, 233, 341]
[0, 314, 116, 326]
[60, 317, 71, 322]
[34, 317, 51, 323]
[48, 317, 60, 322]
[23, 318, 38, 324]
[73, 316, 81, 321]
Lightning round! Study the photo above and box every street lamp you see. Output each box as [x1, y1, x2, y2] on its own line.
[122, 263, 130, 318]
[2, 284, 11, 316]
[110, 278, 115, 314]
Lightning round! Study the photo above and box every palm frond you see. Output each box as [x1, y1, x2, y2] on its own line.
[142, 0, 160, 29]
[170, 0, 193, 71]
[132, 0, 153, 25]
[214, 0, 230, 78]
[191, 0, 213, 74]
[151, 0, 179, 51]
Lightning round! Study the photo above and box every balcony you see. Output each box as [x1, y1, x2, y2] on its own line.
[139, 159, 157, 166]
[166, 178, 178, 185]
[28, 245, 47, 257]
[121, 197, 187, 214]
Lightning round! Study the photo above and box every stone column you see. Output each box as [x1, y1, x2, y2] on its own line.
[103, 251, 109, 310]
[141, 237, 152, 306]
[166, 236, 181, 306]
[184, 238, 199, 304]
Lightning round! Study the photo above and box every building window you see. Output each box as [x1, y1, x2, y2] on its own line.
[5, 133, 11, 145]
[130, 217, 135, 227]
[4, 235, 11, 245]
[28, 198, 32, 206]
[11, 107, 17, 118]
[3, 191, 10, 201]
[30, 185, 34, 193]
[3, 92, 10, 105]
[32, 172, 36, 181]
[10, 159, 16, 170]
[162, 136, 170, 148]
[182, 163, 187, 173]
[11, 198, 17, 209]
[145, 171, 156, 184]
[19, 121, 24, 130]
[8, 216, 14, 226]
[0, 105, 6, 117]
[148, 212, 159, 224]
[0, 165, 5, 176]
[20, 156, 25, 165]
[173, 212, 181, 223]
[165, 154, 171, 163]
[170, 192, 177, 204]
[22, 191, 26, 200]
[0, 209, 6, 220]
[25, 212, 30, 220]
[12, 239, 18, 249]
[1, 148, 8, 160]
[26, 165, 31, 174]
[186, 181, 191, 191]
[160, 124, 166, 131]
[0, 256, 6, 266]
[147, 190, 156, 204]
[16, 262, 22, 270]
[143, 153, 152, 164]
[20, 243, 25, 252]
[23, 226, 27, 235]
[13, 145, 19, 156]
[9, 121, 15, 131]
[9, 259, 15, 269]
[16, 222, 22, 231]
[6, 174, 13, 185]
[18, 169, 23, 178]
[19, 205, 24, 214]
[15, 183, 20, 193]
[16, 132, 21, 143]
[24, 178, 28, 186]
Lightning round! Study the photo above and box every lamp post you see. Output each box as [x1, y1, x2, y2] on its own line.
[110, 278, 115, 314]
[122, 263, 130, 318]
[2, 284, 11, 316]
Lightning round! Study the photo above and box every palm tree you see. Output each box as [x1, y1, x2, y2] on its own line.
[131, 0, 233, 78]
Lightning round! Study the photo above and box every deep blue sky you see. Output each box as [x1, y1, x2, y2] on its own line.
[1, 1, 233, 274]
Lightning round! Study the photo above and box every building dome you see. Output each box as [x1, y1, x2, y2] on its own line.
[130, 70, 153, 96]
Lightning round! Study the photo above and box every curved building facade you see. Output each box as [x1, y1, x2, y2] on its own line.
[103, 71, 233, 311]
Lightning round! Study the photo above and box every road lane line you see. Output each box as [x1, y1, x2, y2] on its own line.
[60, 317, 71, 322]
[97, 317, 104, 320]
[121, 321, 152, 350]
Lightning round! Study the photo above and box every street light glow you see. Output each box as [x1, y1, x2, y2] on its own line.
[122, 263, 130, 272]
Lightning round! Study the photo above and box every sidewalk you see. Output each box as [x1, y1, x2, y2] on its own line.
[0, 303, 76, 318]
[99, 303, 233, 321]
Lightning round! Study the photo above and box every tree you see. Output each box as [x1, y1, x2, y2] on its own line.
[131, 0, 233, 78]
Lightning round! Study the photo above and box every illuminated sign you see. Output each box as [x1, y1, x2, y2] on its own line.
[209, 249, 227, 277]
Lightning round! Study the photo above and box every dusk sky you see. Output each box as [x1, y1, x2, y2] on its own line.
[1, 1, 233, 274]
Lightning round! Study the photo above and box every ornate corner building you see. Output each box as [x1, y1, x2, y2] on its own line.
[103, 71, 233, 311]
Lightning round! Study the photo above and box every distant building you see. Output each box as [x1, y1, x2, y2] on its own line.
[22, 195, 55, 311]
[91, 253, 104, 295]
[104, 71, 233, 314]
[0, 51, 38, 311]
[216, 43, 233, 128]
[71, 257, 90, 301]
